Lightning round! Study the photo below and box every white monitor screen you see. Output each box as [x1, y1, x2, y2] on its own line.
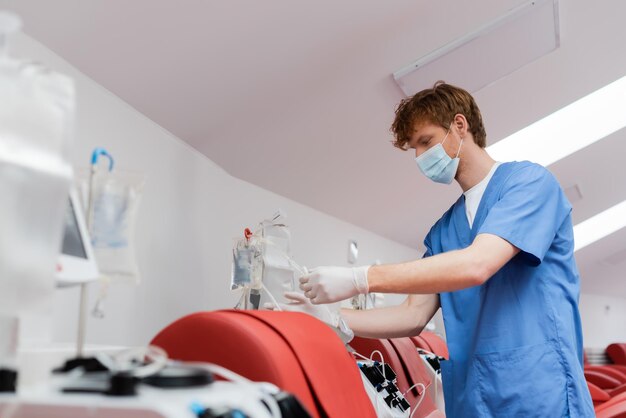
[62, 198, 87, 259]
[57, 189, 98, 287]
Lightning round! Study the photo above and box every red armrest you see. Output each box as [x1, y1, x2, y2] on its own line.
[596, 392, 626, 417]
[609, 365, 626, 375]
[586, 366, 626, 383]
[588, 381, 611, 404]
[609, 383, 626, 398]
[596, 401, 626, 418]
[586, 370, 622, 389]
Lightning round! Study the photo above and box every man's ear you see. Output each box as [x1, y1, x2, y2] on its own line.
[453, 114, 469, 138]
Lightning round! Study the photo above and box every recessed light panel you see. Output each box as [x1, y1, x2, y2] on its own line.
[574, 200, 626, 252]
[393, 0, 559, 96]
[488, 74, 626, 165]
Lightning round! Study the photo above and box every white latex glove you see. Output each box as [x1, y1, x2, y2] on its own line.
[299, 266, 370, 304]
[264, 291, 354, 343]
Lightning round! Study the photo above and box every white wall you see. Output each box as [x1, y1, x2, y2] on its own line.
[579, 293, 626, 349]
[11, 34, 438, 347]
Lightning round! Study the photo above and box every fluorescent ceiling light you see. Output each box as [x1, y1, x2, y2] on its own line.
[574, 199, 626, 252]
[488, 74, 626, 166]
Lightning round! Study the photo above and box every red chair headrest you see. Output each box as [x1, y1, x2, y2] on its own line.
[607, 343, 626, 366]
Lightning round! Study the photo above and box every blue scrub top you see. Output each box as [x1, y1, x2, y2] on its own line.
[424, 161, 594, 417]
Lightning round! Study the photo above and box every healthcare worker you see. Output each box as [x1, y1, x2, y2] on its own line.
[296, 82, 594, 417]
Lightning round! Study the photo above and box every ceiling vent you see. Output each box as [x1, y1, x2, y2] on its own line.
[393, 0, 560, 96]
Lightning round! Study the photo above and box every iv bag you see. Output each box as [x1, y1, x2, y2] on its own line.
[258, 217, 299, 306]
[258, 216, 349, 341]
[231, 236, 263, 290]
[231, 212, 302, 304]
[79, 169, 144, 284]
[0, 53, 74, 367]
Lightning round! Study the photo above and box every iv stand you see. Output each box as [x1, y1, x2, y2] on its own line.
[75, 149, 113, 358]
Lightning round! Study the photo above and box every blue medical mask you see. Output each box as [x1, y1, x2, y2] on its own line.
[415, 128, 464, 184]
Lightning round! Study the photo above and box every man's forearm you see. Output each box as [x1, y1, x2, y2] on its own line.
[366, 234, 520, 295]
[341, 294, 439, 339]
[367, 247, 486, 294]
[341, 305, 425, 339]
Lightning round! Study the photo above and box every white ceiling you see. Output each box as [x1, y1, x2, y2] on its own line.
[2, 0, 625, 296]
